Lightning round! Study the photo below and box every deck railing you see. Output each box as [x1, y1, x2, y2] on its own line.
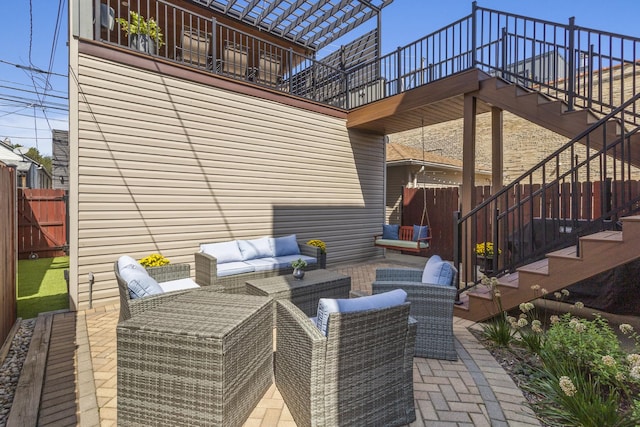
[95, 0, 347, 107]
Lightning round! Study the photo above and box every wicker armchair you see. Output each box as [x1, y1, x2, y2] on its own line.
[274, 299, 417, 427]
[372, 268, 458, 361]
[115, 262, 217, 322]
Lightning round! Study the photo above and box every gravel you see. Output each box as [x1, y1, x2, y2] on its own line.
[0, 319, 36, 427]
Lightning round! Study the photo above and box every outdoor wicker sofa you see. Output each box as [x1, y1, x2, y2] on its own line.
[194, 234, 325, 293]
[372, 265, 458, 361]
[274, 298, 417, 427]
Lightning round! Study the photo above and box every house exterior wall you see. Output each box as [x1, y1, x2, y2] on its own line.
[68, 51, 385, 310]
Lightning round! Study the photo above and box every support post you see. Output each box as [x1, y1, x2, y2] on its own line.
[462, 94, 477, 280]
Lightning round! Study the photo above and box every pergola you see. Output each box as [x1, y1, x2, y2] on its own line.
[189, 0, 393, 51]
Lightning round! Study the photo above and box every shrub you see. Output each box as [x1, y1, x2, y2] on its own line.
[139, 253, 170, 268]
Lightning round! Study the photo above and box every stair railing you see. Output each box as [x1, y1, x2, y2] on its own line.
[346, 2, 640, 120]
[453, 91, 640, 293]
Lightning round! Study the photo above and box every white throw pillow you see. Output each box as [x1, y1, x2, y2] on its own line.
[200, 241, 243, 263]
[315, 289, 407, 336]
[238, 237, 274, 260]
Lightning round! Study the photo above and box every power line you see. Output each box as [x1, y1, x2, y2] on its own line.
[0, 59, 67, 78]
[0, 84, 68, 100]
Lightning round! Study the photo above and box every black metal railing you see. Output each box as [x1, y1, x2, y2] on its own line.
[95, 1, 640, 114]
[453, 91, 640, 290]
[95, 0, 347, 107]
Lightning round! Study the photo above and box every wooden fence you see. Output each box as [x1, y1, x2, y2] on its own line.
[0, 164, 17, 347]
[18, 189, 67, 260]
[402, 180, 640, 260]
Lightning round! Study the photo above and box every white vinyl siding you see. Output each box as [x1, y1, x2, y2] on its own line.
[70, 53, 385, 309]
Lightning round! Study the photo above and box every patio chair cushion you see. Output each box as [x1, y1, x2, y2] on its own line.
[270, 254, 317, 269]
[117, 255, 147, 274]
[119, 267, 164, 299]
[269, 234, 300, 256]
[315, 289, 407, 336]
[157, 277, 200, 293]
[200, 240, 244, 263]
[216, 261, 256, 277]
[382, 224, 400, 240]
[238, 237, 274, 260]
[421, 255, 456, 286]
[413, 224, 429, 241]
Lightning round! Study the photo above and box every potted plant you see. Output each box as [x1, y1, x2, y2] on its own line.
[306, 239, 327, 268]
[474, 242, 501, 273]
[116, 11, 165, 55]
[291, 258, 308, 280]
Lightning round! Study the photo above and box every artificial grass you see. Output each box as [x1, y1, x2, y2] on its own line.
[17, 256, 69, 319]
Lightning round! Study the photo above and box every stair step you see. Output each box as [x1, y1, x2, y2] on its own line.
[581, 230, 622, 242]
[546, 246, 578, 259]
[517, 258, 549, 275]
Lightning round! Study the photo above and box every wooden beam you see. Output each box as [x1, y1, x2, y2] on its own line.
[347, 69, 482, 129]
[462, 94, 477, 280]
[491, 107, 503, 192]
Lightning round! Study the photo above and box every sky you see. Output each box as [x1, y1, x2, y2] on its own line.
[1, 0, 639, 156]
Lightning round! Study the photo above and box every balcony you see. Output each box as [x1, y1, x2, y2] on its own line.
[95, 0, 366, 108]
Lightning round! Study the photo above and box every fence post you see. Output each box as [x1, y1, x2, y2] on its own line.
[567, 16, 576, 111]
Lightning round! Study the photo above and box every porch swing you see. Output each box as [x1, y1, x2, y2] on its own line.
[374, 121, 433, 254]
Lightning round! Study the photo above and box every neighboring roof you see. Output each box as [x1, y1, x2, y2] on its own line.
[0, 140, 41, 173]
[190, 0, 392, 51]
[386, 142, 463, 170]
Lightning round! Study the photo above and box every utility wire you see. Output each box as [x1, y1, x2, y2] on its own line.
[0, 60, 67, 77]
[0, 84, 68, 100]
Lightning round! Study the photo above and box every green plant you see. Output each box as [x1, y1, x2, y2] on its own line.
[116, 11, 165, 47]
[138, 253, 170, 268]
[474, 241, 501, 257]
[480, 276, 515, 347]
[291, 258, 307, 269]
[306, 239, 326, 253]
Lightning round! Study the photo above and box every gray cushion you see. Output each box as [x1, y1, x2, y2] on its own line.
[157, 278, 200, 293]
[421, 255, 456, 286]
[200, 241, 243, 263]
[244, 258, 280, 272]
[119, 267, 164, 299]
[238, 237, 274, 260]
[315, 289, 408, 336]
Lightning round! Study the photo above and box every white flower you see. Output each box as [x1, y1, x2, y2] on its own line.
[550, 315, 560, 324]
[574, 323, 586, 333]
[532, 324, 543, 334]
[517, 318, 528, 327]
[601, 355, 616, 367]
[559, 376, 576, 396]
[531, 284, 540, 291]
[519, 303, 527, 312]
[525, 302, 535, 311]
[630, 365, 640, 380]
[561, 289, 570, 297]
[494, 290, 501, 298]
[620, 324, 634, 334]
[627, 354, 640, 366]
[532, 320, 542, 328]
[574, 302, 584, 309]
[554, 292, 562, 299]
[541, 288, 548, 295]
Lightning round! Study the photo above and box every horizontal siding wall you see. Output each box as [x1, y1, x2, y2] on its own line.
[73, 54, 384, 309]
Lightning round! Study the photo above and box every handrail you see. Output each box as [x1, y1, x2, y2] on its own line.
[453, 90, 640, 291]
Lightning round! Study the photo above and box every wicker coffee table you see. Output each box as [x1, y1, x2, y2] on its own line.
[245, 269, 351, 318]
[117, 291, 272, 427]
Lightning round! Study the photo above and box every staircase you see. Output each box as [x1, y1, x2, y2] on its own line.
[454, 215, 640, 322]
[476, 76, 640, 169]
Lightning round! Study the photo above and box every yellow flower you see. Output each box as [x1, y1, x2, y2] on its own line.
[139, 253, 170, 268]
[306, 239, 327, 253]
[474, 242, 501, 257]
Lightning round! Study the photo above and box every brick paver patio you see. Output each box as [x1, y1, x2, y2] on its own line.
[39, 255, 541, 426]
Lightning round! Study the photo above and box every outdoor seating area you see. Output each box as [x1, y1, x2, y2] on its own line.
[18, 254, 542, 426]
